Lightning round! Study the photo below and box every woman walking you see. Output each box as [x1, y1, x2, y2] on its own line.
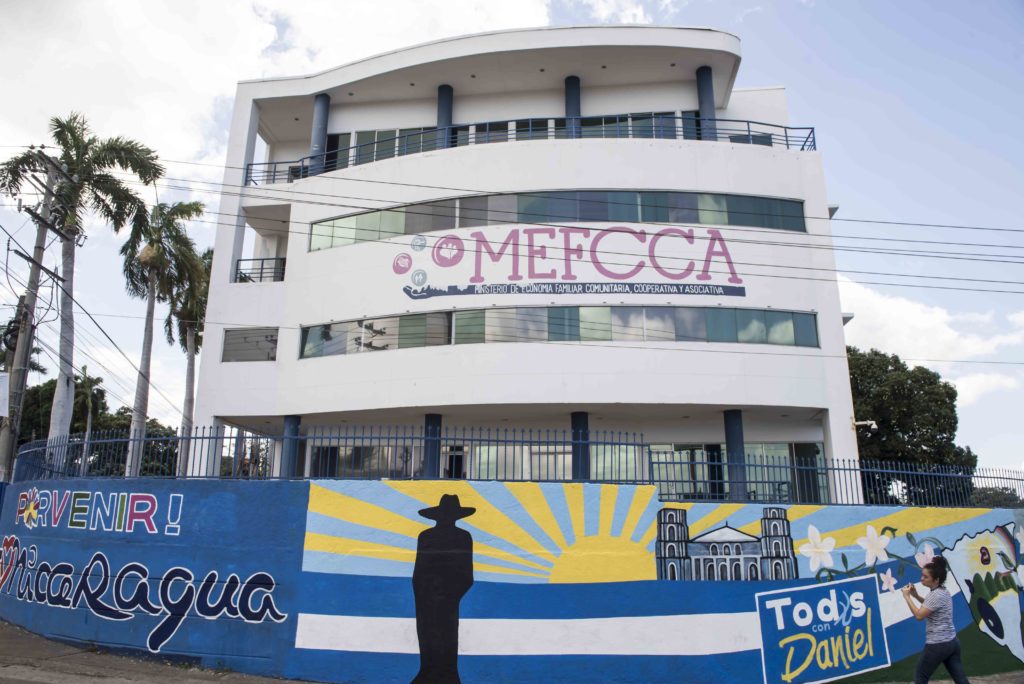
[901, 556, 970, 684]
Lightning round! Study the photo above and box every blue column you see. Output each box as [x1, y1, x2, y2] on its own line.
[571, 411, 590, 480]
[437, 85, 453, 149]
[281, 415, 301, 478]
[309, 93, 330, 174]
[696, 66, 717, 141]
[564, 75, 581, 138]
[423, 413, 442, 478]
[724, 409, 747, 501]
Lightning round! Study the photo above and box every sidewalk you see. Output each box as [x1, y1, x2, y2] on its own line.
[1, 619, 1022, 683]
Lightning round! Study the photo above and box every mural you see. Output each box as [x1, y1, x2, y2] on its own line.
[1, 477, 1022, 684]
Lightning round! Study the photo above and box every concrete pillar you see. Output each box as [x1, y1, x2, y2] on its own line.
[281, 415, 301, 478]
[696, 66, 717, 141]
[724, 409, 746, 501]
[437, 85, 453, 149]
[564, 76, 581, 138]
[309, 93, 330, 175]
[424, 413, 442, 478]
[571, 411, 590, 480]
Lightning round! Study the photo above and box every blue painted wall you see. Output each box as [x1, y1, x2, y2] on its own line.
[0, 479, 1021, 683]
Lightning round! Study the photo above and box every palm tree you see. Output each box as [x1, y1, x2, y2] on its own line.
[165, 247, 212, 477]
[121, 201, 204, 476]
[73, 365, 104, 475]
[0, 113, 162, 444]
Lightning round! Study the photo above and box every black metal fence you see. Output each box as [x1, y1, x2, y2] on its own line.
[234, 257, 286, 283]
[12, 426, 1023, 509]
[245, 116, 817, 185]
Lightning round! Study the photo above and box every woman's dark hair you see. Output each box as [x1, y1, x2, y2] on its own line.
[924, 556, 949, 586]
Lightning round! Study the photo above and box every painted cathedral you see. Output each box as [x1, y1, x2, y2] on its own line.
[655, 507, 798, 581]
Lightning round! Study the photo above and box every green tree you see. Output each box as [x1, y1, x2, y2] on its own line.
[16, 373, 109, 445]
[848, 346, 977, 505]
[0, 113, 162, 443]
[165, 247, 212, 476]
[120, 201, 203, 476]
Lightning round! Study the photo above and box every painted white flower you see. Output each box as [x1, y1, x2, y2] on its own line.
[857, 525, 891, 566]
[1015, 525, 1024, 554]
[879, 568, 898, 593]
[916, 543, 936, 568]
[799, 525, 836, 572]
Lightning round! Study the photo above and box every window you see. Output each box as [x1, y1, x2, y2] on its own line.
[643, 307, 675, 342]
[611, 307, 644, 341]
[580, 306, 612, 341]
[453, 310, 485, 344]
[706, 308, 737, 343]
[681, 111, 701, 140]
[324, 133, 351, 171]
[516, 119, 549, 141]
[476, 121, 509, 144]
[736, 309, 767, 344]
[405, 200, 456, 234]
[793, 313, 819, 347]
[548, 307, 580, 341]
[222, 328, 278, 362]
[301, 323, 352, 358]
[765, 311, 795, 345]
[398, 313, 452, 349]
[674, 308, 707, 342]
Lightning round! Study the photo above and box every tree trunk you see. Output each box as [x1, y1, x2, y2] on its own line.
[80, 394, 93, 477]
[48, 237, 76, 441]
[177, 325, 196, 478]
[126, 268, 156, 476]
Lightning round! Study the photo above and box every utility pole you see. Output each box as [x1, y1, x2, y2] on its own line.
[0, 158, 59, 482]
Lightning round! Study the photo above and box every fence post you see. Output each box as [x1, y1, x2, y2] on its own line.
[423, 414, 442, 479]
[571, 412, 590, 481]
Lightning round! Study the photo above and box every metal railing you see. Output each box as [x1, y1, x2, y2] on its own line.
[245, 115, 817, 185]
[12, 427, 1022, 509]
[235, 257, 286, 283]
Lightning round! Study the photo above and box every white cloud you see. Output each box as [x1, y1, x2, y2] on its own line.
[575, 0, 654, 23]
[952, 373, 1020, 407]
[736, 6, 763, 22]
[838, 276, 1024, 364]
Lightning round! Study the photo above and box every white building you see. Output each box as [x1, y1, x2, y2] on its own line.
[194, 25, 859, 495]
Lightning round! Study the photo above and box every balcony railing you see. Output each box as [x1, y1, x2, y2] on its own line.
[12, 426, 1022, 509]
[245, 115, 817, 185]
[235, 257, 285, 283]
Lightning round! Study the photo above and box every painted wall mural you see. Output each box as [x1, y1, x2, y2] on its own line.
[1, 478, 1022, 684]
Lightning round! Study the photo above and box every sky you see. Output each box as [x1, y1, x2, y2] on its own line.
[0, 0, 1021, 469]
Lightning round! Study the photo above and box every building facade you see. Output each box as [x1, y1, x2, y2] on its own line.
[194, 26, 859, 488]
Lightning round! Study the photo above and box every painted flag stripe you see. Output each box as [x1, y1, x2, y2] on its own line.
[295, 612, 762, 656]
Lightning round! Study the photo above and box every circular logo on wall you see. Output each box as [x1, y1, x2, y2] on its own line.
[432, 235, 465, 268]
[411, 269, 428, 287]
[392, 253, 413, 275]
[410, 235, 427, 252]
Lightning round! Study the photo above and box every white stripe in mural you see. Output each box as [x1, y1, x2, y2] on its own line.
[295, 612, 762, 656]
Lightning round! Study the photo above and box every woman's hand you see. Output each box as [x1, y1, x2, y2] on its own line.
[902, 584, 914, 596]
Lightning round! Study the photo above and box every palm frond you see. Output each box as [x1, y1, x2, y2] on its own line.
[0, 150, 44, 196]
[92, 137, 164, 183]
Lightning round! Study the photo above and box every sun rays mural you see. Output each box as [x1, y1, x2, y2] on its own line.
[303, 480, 667, 583]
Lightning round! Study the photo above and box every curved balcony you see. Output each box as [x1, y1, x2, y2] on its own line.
[245, 115, 816, 186]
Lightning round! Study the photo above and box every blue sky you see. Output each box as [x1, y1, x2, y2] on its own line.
[0, 0, 1021, 468]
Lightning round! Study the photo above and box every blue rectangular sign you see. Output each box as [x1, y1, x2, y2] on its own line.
[756, 575, 890, 684]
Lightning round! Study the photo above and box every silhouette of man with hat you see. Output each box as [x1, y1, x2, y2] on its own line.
[411, 494, 475, 684]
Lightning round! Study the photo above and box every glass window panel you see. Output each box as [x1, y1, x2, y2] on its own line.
[485, 308, 519, 343]
[406, 200, 456, 233]
[223, 328, 278, 362]
[477, 121, 508, 144]
[354, 130, 376, 165]
[578, 191, 610, 221]
[698, 194, 728, 225]
[793, 313, 819, 347]
[580, 116, 606, 138]
[611, 307, 644, 341]
[398, 128, 424, 156]
[301, 323, 349, 358]
[608, 191, 638, 221]
[674, 308, 708, 342]
[453, 310, 485, 344]
[517, 307, 548, 341]
[516, 119, 548, 140]
[425, 312, 452, 346]
[545, 192, 578, 223]
[354, 211, 380, 243]
[324, 133, 351, 171]
[640, 192, 669, 222]
[420, 128, 443, 152]
[487, 194, 518, 225]
[706, 308, 737, 343]
[398, 314, 427, 348]
[766, 311, 795, 345]
[725, 195, 762, 228]
[378, 210, 405, 239]
[580, 306, 612, 341]
[778, 199, 806, 232]
[681, 111, 701, 140]
[668, 193, 699, 223]
[518, 194, 548, 224]
[654, 112, 677, 139]
[375, 130, 397, 160]
[591, 444, 643, 481]
[450, 125, 470, 147]
[631, 113, 654, 139]
[548, 307, 580, 341]
[458, 196, 489, 228]
[644, 307, 676, 342]
[309, 222, 334, 252]
[737, 309, 767, 343]
[552, 117, 569, 139]
[330, 217, 357, 248]
[359, 317, 397, 351]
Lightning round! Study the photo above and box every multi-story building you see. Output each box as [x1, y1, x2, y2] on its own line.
[194, 25, 859, 492]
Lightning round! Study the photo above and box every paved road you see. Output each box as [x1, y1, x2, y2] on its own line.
[2, 619, 1022, 683]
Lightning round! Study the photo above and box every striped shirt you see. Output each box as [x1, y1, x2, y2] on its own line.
[923, 587, 956, 644]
